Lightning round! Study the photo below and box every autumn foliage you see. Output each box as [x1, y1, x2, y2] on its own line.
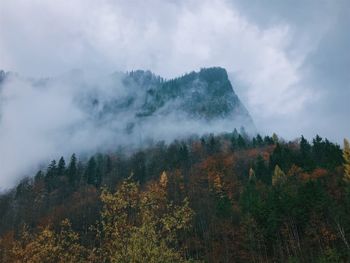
[0, 132, 349, 262]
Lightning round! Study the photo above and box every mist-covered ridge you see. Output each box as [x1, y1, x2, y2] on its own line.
[0, 67, 254, 188]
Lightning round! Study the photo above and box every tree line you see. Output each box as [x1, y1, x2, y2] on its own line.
[0, 131, 349, 262]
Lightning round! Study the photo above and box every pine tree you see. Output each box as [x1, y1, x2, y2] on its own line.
[46, 160, 57, 178]
[252, 137, 257, 147]
[208, 135, 219, 154]
[237, 135, 246, 148]
[300, 136, 311, 156]
[232, 128, 239, 139]
[34, 170, 44, 182]
[343, 139, 350, 183]
[179, 143, 189, 163]
[230, 135, 237, 151]
[95, 154, 104, 187]
[57, 157, 66, 176]
[264, 135, 274, 145]
[256, 134, 263, 146]
[85, 157, 97, 185]
[255, 155, 270, 184]
[45, 160, 58, 191]
[67, 154, 77, 184]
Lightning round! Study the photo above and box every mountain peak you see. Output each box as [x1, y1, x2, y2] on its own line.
[198, 67, 229, 83]
[132, 67, 255, 132]
[0, 67, 255, 137]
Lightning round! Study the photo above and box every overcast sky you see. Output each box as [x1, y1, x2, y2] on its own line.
[0, 0, 349, 142]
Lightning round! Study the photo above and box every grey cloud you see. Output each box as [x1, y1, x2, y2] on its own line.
[228, 0, 350, 142]
[0, 0, 349, 187]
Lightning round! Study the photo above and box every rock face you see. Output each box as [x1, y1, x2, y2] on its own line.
[125, 67, 255, 130]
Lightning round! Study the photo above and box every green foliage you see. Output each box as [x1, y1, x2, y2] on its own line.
[68, 153, 77, 184]
[237, 134, 246, 148]
[254, 155, 270, 184]
[85, 157, 99, 186]
[57, 157, 66, 176]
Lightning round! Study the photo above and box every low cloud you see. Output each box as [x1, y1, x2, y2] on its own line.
[0, 0, 349, 187]
[0, 70, 253, 188]
[0, 0, 313, 131]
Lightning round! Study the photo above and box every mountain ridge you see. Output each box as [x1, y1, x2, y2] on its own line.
[121, 67, 255, 131]
[0, 67, 255, 140]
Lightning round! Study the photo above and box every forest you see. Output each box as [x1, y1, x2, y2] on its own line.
[0, 130, 349, 262]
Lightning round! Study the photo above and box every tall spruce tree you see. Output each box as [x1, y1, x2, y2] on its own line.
[57, 157, 66, 177]
[46, 160, 57, 178]
[237, 134, 246, 148]
[85, 157, 97, 186]
[67, 154, 77, 184]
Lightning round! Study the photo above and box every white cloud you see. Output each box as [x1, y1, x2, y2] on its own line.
[0, 0, 312, 127]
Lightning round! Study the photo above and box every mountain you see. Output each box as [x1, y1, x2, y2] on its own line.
[135, 67, 252, 120]
[86, 67, 255, 136]
[0, 67, 255, 144]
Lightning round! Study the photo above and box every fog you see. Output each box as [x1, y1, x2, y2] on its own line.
[0, 70, 254, 188]
[0, 0, 349, 188]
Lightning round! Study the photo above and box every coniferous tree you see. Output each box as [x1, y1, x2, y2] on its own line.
[105, 155, 112, 174]
[46, 160, 58, 191]
[299, 135, 313, 170]
[312, 135, 323, 161]
[57, 157, 66, 177]
[252, 137, 257, 147]
[34, 170, 44, 182]
[230, 135, 237, 151]
[264, 135, 274, 145]
[256, 134, 263, 146]
[85, 157, 97, 186]
[95, 154, 104, 187]
[67, 154, 77, 184]
[208, 135, 220, 154]
[232, 128, 239, 139]
[179, 143, 189, 170]
[46, 160, 57, 178]
[300, 136, 311, 156]
[255, 155, 270, 184]
[237, 134, 246, 148]
[131, 152, 146, 183]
